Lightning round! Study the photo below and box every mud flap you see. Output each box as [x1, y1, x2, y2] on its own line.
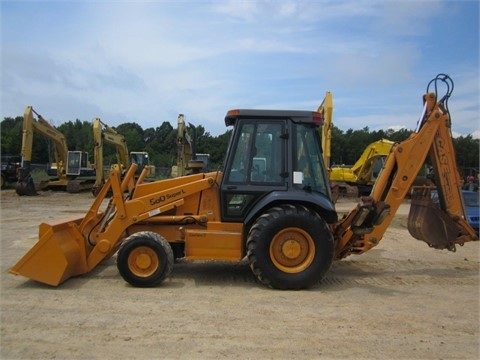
[9, 218, 88, 286]
[408, 189, 458, 250]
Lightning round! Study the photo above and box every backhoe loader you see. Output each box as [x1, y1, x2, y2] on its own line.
[10, 74, 478, 290]
[16, 106, 95, 196]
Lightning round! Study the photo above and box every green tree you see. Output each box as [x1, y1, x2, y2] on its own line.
[144, 122, 176, 167]
[454, 135, 480, 178]
[1, 117, 23, 156]
[2, 114, 478, 179]
[115, 123, 145, 152]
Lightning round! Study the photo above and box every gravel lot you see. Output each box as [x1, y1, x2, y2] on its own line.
[1, 189, 478, 359]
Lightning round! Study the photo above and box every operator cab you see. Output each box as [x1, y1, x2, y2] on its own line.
[220, 109, 335, 223]
[130, 152, 153, 176]
[66, 151, 95, 177]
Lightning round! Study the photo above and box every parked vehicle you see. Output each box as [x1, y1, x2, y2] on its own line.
[431, 189, 479, 235]
[16, 106, 95, 195]
[1, 154, 21, 189]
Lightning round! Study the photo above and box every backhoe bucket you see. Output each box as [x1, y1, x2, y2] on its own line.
[408, 188, 458, 249]
[9, 218, 88, 286]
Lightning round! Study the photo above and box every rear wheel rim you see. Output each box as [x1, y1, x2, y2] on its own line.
[269, 228, 315, 273]
[128, 246, 159, 277]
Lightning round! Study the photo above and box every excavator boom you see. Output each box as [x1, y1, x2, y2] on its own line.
[329, 139, 394, 194]
[317, 91, 333, 169]
[16, 106, 69, 195]
[92, 118, 130, 194]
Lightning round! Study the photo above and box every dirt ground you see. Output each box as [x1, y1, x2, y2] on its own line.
[0, 189, 478, 360]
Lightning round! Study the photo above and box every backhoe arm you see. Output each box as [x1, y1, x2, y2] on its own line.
[333, 74, 478, 259]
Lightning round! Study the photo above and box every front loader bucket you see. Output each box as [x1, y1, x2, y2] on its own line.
[408, 188, 458, 249]
[9, 218, 88, 286]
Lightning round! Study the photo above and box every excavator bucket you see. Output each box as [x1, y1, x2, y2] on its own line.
[408, 187, 459, 249]
[15, 169, 37, 196]
[9, 218, 88, 286]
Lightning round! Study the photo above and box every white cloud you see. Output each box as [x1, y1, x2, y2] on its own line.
[1, 1, 478, 138]
[470, 130, 480, 140]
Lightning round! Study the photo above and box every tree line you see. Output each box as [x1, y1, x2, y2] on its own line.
[1, 115, 478, 178]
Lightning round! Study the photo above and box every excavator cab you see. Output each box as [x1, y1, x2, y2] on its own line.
[66, 151, 94, 176]
[130, 151, 155, 177]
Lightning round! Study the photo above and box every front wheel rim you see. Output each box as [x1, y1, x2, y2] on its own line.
[269, 228, 315, 273]
[128, 246, 160, 278]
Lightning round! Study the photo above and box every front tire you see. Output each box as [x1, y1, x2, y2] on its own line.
[247, 204, 334, 290]
[117, 231, 174, 287]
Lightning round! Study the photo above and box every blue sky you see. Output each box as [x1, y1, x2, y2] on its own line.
[1, 0, 479, 138]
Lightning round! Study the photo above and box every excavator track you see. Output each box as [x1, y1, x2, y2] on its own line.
[66, 179, 95, 193]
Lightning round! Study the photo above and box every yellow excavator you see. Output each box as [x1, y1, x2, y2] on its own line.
[316, 92, 394, 196]
[92, 118, 131, 195]
[92, 118, 156, 195]
[329, 138, 395, 196]
[16, 106, 95, 196]
[171, 114, 206, 177]
[10, 74, 478, 289]
[317, 91, 334, 170]
[130, 151, 155, 178]
[316, 91, 339, 201]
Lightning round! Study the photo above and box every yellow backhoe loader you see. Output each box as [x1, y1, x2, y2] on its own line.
[16, 106, 95, 196]
[10, 74, 478, 289]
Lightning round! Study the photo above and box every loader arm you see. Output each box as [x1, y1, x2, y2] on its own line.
[16, 106, 69, 195]
[9, 164, 219, 286]
[333, 74, 478, 259]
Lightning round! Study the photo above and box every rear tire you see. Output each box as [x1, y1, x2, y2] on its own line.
[117, 231, 174, 287]
[247, 204, 334, 290]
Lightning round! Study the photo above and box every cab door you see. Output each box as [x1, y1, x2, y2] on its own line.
[220, 120, 287, 222]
